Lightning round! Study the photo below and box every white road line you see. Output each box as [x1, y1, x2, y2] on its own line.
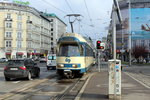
[124, 72, 150, 89]
[74, 73, 95, 100]
[0, 68, 4, 70]
[12, 81, 21, 83]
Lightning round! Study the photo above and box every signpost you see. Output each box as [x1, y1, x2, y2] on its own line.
[108, 0, 122, 100]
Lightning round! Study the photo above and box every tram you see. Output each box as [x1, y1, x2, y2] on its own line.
[56, 33, 95, 78]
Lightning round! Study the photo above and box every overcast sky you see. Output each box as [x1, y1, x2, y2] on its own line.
[6, 0, 113, 41]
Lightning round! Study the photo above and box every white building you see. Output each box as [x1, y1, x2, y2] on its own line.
[0, 2, 65, 59]
[41, 13, 67, 54]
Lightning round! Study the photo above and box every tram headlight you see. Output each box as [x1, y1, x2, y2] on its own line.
[57, 64, 64, 68]
[72, 64, 78, 68]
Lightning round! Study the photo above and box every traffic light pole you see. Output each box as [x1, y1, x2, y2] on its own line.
[98, 50, 101, 72]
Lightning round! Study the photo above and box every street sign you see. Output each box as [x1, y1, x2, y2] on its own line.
[120, 49, 125, 53]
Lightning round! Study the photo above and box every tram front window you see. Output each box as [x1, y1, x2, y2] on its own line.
[59, 44, 83, 56]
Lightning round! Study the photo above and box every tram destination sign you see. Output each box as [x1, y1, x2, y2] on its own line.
[13, 0, 30, 6]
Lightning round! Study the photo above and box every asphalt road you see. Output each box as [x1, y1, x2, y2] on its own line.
[0, 62, 56, 96]
[0, 62, 150, 100]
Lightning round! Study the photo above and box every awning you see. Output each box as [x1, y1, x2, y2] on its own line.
[16, 52, 24, 55]
[27, 52, 32, 55]
[35, 53, 40, 55]
[6, 52, 11, 55]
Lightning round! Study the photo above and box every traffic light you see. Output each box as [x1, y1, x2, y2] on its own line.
[96, 41, 104, 49]
[96, 41, 101, 49]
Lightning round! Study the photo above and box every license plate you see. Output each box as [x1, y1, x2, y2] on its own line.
[64, 69, 71, 72]
[10, 68, 18, 70]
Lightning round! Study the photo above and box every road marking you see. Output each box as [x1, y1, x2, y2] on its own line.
[0, 68, 3, 70]
[12, 81, 20, 83]
[125, 72, 150, 89]
[0, 74, 57, 100]
[74, 72, 95, 100]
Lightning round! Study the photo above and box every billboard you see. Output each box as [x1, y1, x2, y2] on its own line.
[131, 8, 150, 40]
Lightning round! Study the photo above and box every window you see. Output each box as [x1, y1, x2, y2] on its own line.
[28, 41, 32, 48]
[28, 33, 32, 38]
[18, 14, 22, 20]
[17, 23, 22, 29]
[149, 40, 150, 48]
[51, 38, 53, 40]
[51, 42, 53, 45]
[141, 40, 145, 46]
[6, 41, 12, 47]
[51, 28, 53, 31]
[51, 23, 53, 27]
[17, 41, 22, 48]
[6, 13, 11, 19]
[6, 23, 12, 28]
[27, 16, 30, 20]
[51, 33, 53, 36]
[51, 19, 53, 22]
[5, 32, 12, 37]
[17, 32, 22, 38]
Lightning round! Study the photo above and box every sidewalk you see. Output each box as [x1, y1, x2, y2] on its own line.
[77, 70, 150, 100]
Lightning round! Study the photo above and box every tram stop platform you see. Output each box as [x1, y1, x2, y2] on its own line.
[75, 67, 150, 100]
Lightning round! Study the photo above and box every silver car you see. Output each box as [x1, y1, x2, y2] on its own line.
[0, 58, 8, 62]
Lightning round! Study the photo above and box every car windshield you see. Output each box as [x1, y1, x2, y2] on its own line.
[48, 56, 56, 60]
[7, 60, 24, 66]
[58, 44, 83, 56]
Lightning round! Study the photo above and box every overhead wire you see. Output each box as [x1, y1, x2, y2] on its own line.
[39, 0, 106, 38]
[41, 0, 67, 14]
[83, 0, 93, 25]
[65, 0, 74, 13]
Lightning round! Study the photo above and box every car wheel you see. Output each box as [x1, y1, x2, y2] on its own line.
[27, 72, 32, 80]
[5, 77, 10, 81]
[47, 67, 50, 70]
[36, 70, 40, 77]
[52, 67, 56, 70]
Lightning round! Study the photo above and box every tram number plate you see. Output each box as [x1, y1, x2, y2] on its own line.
[64, 69, 71, 72]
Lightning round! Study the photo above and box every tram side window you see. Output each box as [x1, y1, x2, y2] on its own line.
[85, 45, 93, 56]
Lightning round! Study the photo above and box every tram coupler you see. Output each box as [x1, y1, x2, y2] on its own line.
[64, 70, 74, 78]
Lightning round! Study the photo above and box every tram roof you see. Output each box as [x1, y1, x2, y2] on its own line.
[61, 33, 87, 42]
[60, 33, 95, 50]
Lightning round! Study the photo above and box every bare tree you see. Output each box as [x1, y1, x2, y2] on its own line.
[132, 46, 148, 63]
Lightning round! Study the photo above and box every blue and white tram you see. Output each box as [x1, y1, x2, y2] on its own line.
[57, 33, 95, 78]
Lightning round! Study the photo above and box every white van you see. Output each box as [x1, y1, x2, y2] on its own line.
[46, 54, 56, 70]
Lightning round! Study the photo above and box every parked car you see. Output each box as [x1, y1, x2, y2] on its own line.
[0, 58, 8, 63]
[4, 59, 40, 81]
[46, 54, 56, 70]
[39, 57, 46, 63]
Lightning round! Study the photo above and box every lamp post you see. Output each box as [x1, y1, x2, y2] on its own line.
[128, 0, 132, 66]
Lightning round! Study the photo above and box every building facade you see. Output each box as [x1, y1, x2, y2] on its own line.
[108, 0, 150, 60]
[42, 13, 67, 54]
[0, 2, 66, 59]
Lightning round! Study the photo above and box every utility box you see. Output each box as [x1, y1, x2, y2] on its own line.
[108, 59, 121, 100]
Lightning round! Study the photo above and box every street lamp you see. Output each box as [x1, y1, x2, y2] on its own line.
[128, 0, 132, 66]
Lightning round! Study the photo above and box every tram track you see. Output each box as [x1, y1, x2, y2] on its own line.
[52, 73, 92, 100]
[0, 74, 57, 100]
[1, 66, 96, 100]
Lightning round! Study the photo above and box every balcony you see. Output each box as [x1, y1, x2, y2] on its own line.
[26, 20, 32, 24]
[4, 37, 13, 40]
[26, 37, 32, 41]
[5, 18, 13, 21]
